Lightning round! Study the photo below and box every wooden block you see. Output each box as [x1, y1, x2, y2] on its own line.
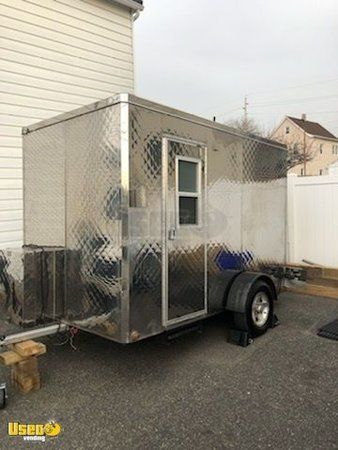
[15, 373, 40, 386]
[5, 343, 45, 394]
[31, 377, 41, 391]
[11, 367, 17, 384]
[305, 267, 323, 280]
[18, 383, 33, 394]
[12, 340, 46, 357]
[0, 351, 26, 366]
[285, 284, 338, 300]
[11, 368, 40, 393]
[14, 358, 39, 376]
[16, 377, 37, 394]
[322, 267, 338, 279]
[311, 277, 338, 288]
[21, 377, 40, 393]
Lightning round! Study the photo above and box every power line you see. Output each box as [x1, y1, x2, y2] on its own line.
[207, 92, 338, 119]
[252, 94, 338, 108]
[319, 118, 338, 124]
[304, 110, 338, 114]
[213, 107, 242, 120]
[202, 75, 338, 114]
[250, 111, 338, 117]
[247, 76, 338, 98]
[212, 97, 338, 121]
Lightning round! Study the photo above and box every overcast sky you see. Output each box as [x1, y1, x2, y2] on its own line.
[134, 0, 338, 135]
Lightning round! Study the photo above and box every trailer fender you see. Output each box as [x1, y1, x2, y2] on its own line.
[224, 271, 277, 314]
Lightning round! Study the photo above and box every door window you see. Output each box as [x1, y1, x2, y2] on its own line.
[177, 158, 201, 225]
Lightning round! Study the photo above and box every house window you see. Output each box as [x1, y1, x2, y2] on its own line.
[333, 144, 338, 155]
[319, 144, 323, 154]
[286, 127, 290, 134]
[300, 168, 304, 176]
[177, 158, 201, 226]
[319, 169, 323, 175]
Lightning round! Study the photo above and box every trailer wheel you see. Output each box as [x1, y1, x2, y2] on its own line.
[233, 280, 273, 336]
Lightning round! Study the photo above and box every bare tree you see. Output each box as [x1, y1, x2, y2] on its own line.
[226, 116, 262, 135]
[270, 135, 315, 171]
[284, 141, 314, 170]
[226, 116, 315, 172]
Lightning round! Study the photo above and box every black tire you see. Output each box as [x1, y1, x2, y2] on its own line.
[0, 388, 6, 410]
[233, 280, 274, 337]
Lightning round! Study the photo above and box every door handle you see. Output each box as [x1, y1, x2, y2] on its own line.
[168, 228, 176, 240]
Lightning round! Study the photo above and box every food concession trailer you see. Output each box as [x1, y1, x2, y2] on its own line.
[0, 94, 287, 349]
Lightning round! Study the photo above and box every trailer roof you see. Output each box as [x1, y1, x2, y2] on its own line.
[23, 94, 286, 151]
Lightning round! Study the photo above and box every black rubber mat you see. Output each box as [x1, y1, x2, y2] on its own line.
[317, 319, 338, 341]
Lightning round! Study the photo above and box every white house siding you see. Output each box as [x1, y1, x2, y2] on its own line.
[0, 0, 135, 247]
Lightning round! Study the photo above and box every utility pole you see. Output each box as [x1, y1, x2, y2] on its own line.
[243, 96, 249, 121]
[303, 129, 306, 176]
[243, 96, 249, 131]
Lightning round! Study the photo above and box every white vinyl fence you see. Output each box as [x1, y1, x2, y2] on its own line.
[287, 173, 338, 267]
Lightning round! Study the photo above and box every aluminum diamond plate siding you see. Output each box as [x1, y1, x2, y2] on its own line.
[23, 103, 125, 342]
[128, 101, 287, 339]
[21, 95, 286, 343]
[24, 121, 66, 246]
[65, 105, 123, 341]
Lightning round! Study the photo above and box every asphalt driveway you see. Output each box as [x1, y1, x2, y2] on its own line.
[1, 292, 337, 449]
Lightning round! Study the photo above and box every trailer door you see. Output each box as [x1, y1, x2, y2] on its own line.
[162, 136, 207, 326]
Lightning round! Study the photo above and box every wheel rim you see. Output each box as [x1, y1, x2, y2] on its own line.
[251, 292, 270, 327]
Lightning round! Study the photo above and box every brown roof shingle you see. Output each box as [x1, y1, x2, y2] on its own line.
[287, 116, 337, 140]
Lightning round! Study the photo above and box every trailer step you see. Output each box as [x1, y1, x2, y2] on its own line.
[317, 319, 338, 341]
[166, 323, 203, 341]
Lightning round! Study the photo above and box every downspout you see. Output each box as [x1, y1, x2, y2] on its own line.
[133, 10, 140, 21]
[132, 9, 140, 94]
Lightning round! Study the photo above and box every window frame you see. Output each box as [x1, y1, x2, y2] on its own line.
[175, 155, 202, 228]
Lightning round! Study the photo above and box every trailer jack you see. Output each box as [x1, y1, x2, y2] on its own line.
[0, 382, 7, 409]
